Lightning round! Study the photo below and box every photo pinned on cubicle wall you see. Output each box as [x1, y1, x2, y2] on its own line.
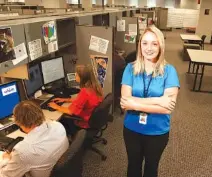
[0, 27, 16, 64]
[42, 21, 57, 44]
[90, 55, 108, 88]
[124, 34, 136, 44]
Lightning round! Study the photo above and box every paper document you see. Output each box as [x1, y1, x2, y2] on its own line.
[12, 43, 28, 65]
[89, 36, 109, 54]
[128, 24, 137, 35]
[117, 20, 125, 31]
[28, 39, 43, 61]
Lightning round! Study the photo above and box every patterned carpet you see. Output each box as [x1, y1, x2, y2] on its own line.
[82, 29, 212, 177]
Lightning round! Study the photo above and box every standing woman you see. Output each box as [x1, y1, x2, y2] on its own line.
[48, 65, 103, 136]
[121, 26, 180, 177]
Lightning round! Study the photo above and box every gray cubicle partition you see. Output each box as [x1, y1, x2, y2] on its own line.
[109, 12, 117, 28]
[115, 17, 138, 55]
[77, 15, 93, 25]
[76, 25, 113, 101]
[0, 24, 28, 74]
[24, 20, 58, 62]
[56, 18, 76, 49]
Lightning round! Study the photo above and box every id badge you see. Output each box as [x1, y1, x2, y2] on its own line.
[139, 113, 148, 125]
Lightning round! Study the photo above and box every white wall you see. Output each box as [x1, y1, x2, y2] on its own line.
[180, 0, 199, 9]
[25, 0, 42, 6]
[196, 0, 212, 43]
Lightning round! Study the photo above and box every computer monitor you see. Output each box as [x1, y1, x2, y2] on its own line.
[24, 64, 43, 97]
[0, 81, 20, 120]
[41, 57, 65, 85]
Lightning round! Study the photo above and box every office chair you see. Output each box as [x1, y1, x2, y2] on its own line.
[125, 50, 137, 64]
[50, 130, 86, 177]
[200, 35, 206, 50]
[64, 93, 113, 161]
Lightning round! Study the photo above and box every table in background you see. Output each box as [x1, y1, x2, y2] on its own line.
[187, 49, 212, 92]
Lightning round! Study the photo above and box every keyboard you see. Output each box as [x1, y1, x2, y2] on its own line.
[5, 137, 24, 153]
[0, 136, 14, 151]
[40, 96, 65, 112]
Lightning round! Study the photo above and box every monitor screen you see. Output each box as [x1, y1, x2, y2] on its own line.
[0, 81, 20, 120]
[24, 64, 43, 97]
[41, 57, 65, 85]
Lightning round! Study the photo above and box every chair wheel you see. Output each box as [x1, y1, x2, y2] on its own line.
[102, 139, 107, 145]
[101, 155, 107, 161]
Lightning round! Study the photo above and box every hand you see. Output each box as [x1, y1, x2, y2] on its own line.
[160, 95, 176, 111]
[120, 96, 138, 111]
[48, 102, 59, 110]
[52, 98, 66, 103]
[3, 152, 11, 160]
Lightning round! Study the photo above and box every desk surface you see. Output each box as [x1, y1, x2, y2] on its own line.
[180, 34, 201, 41]
[187, 49, 212, 64]
[6, 94, 77, 139]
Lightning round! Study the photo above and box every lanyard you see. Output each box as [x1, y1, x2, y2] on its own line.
[143, 73, 153, 98]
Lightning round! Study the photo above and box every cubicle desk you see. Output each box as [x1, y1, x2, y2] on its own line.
[187, 49, 212, 92]
[180, 34, 202, 43]
[7, 94, 76, 139]
[7, 109, 63, 139]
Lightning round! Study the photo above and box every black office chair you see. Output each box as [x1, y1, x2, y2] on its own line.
[50, 130, 86, 177]
[64, 93, 113, 161]
[200, 35, 206, 50]
[125, 51, 137, 64]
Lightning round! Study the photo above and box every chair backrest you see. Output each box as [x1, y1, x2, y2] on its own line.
[88, 93, 113, 129]
[50, 130, 86, 177]
[125, 51, 136, 64]
[201, 35, 206, 42]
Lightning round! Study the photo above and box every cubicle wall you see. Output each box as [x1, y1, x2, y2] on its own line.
[109, 12, 117, 28]
[77, 15, 93, 25]
[57, 18, 76, 49]
[76, 25, 113, 100]
[24, 20, 59, 62]
[0, 24, 28, 74]
[115, 17, 138, 55]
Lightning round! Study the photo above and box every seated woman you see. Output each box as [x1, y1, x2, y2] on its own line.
[48, 65, 103, 136]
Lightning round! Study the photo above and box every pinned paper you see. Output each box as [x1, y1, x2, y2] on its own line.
[89, 36, 109, 54]
[28, 39, 42, 61]
[12, 43, 28, 65]
[0, 27, 15, 64]
[124, 34, 136, 44]
[48, 41, 58, 53]
[90, 55, 108, 88]
[129, 24, 137, 35]
[67, 73, 76, 81]
[117, 20, 125, 31]
[42, 21, 57, 44]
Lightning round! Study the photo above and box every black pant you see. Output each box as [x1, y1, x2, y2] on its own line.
[59, 117, 81, 136]
[123, 127, 169, 177]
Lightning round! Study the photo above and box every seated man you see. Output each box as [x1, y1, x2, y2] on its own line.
[0, 100, 69, 177]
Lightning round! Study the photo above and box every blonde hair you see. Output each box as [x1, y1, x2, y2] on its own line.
[133, 25, 167, 77]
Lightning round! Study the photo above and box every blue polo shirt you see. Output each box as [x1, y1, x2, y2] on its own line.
[121, 63, 180, 135]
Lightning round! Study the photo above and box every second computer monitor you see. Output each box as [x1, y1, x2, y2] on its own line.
[24, 64, 43, 97]
[0, 81, 20, 120]
[41, 57, 65, 85]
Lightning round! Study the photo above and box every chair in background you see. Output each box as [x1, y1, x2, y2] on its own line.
[65, 93, 113, 161]
[50, 130, 86, 177]
[200, 35, 206, 50]
[125, 50, 136, 64]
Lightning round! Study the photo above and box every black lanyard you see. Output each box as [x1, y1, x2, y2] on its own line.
[143, 73, 153, 98]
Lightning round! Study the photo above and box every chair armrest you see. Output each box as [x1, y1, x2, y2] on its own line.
[62, 113, 84, 121]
